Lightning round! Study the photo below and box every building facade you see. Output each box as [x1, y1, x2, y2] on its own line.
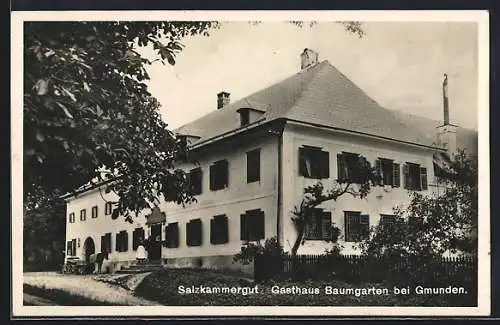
[63, 49, 477, 273]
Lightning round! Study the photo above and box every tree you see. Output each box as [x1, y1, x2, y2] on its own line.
[24, 21, 220, 220]
[290, 155, 379, 257]
[24, 21, 364, 221]
[360, 149, 478, 259]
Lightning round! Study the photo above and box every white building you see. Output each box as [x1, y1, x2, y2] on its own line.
[62, 49, 477, 273]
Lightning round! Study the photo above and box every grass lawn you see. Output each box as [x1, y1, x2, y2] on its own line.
[24, 284, 118, 306]
[134, 268, 477, 306]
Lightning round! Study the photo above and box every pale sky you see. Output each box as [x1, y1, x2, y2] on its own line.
[138, 22, 478, 130]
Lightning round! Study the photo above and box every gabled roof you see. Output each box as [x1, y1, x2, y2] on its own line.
[175, 60, 477, 152]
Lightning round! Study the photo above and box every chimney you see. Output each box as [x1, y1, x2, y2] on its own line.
[442, 73, 449, 125]
[300, 48, 319, 70]
[217, 91, 230, 109]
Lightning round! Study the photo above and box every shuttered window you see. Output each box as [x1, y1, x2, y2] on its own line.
[132, 228, 145, 250]
[247, 149, 261, 183]
[115, 231, 129, 252]
[68, 213, 75, 223]
[403, 163, 428, 191]
[91, 206, 98, 218]
[189, 167, 203, 195]
[344, 211, 370, 242]
[66, 240, 77, 256]
[393, 163, 401, 187]
[209, 160, 229, 191]
[337, 152, 363, 183]
[80, 209, 86, 221]
[186, 219, 202, 247]
[165, 223, 180, 248]
[240, 209, 265, 241]
[298, 146, 329, 179]
[210, 215, 229, 245]
[304, 208, 332, 240]
[101, 233, 112, 253]
[105, 202, 113, 215]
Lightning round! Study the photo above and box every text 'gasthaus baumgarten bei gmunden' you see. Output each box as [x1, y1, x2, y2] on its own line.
[177, 285, 467, 296]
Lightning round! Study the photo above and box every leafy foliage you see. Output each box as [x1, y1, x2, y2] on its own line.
[360, 150, 478, 258]
[233, 236, 286, 265]
[290, 155, 379, 256]
[24, 21, 219, 219]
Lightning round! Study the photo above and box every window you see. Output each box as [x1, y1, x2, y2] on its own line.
[66, 239, 77, 256]
[210, 215, 229, 245]
[101, 232, 112, 253]
[240, 109, 250, 127]
[344, 211, 369, 242]
[304, 208, 332, 240]
[247, 149, 261, 183]
[165, 223, 180, 248]
[105, 202, 113, 215]
[298, 146, 329, 179]
[375, 158, 401, 187]
[209, 160, 229, 191]
[189, 167, 203, 195]
[80, 209, 86, 221]
[379, 214, 397, 231]
[403, 163, 428, 191]
[186, 219, 202, 247]
[132, 228, 145, 250]
[337, 152, 365, 183]
[240, 209, 265, 241]
[68, 212, 75, 223]
[92, 206, 98, 218]
[115, 231, 129, 252]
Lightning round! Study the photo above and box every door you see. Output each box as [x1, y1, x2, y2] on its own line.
[83, 237, 95, 264]
[149, 224, 162, 261]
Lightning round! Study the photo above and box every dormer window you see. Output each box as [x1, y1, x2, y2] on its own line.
[240, 109, 250, 127]
[237, 106, 265, 128]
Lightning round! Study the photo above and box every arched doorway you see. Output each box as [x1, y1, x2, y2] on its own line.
[83, 237, 95, 264]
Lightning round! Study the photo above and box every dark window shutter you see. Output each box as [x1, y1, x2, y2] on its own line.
[71, 239, 76, 256]
[172, 223, 179, 248]
[221, 160, 229, 188]
[186, 222, 192, 246]
[393, 163, 400, 187]
[209, 165, 216, 191]
[133, 229, 138, 250]
[420, 167, 428, 190]
[221, 216, 229, 244]
[123, 231, 128, 252]
[320, 150, 330, 179]
[298, 148, 306, 176]
[240, 214, 247, 240]
[322, 211, 332, 240]
[375, 159, 383, 185]
[337, 154, 347, 181]
[210, 218, 216, 244]
[360, 214, 370, 240]
[116, 233, 120, 252]
[67, 241, 72, 255]
[344, 213, 352, 242]
[256, 211, 265, 240]
[403, 164, 410, 189]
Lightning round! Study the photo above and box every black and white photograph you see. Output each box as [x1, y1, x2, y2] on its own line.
[12, 10, 490, 317]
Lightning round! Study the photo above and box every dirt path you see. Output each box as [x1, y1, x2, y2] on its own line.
[23, 272, 160, 306]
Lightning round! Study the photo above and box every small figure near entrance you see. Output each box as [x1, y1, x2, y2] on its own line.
[136, 238, 147, 265]
[91, 251, 109, 274]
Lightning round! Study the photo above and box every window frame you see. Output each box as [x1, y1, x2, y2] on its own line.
[69, 212, 75, 223]
[240, 209, 265, 241]
[209, 159, 229, 191]
[344, 211, 370, 242]
[304, 208, 332, 240]
[246, 148, 261, 183]
[404, 162, 428, 191]
[165, 222, 180, 248]
[298, 146, 329, 179]
[80, 209, 86, 221]
[91, 206, 98, 219]
[210, 214, 229, 245]
[105, 202, 113, 215]
[186, 219, 203, 247]
[189, 167, 203, 196]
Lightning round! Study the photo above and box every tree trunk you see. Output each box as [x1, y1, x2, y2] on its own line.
[291, 224, 305, 258]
